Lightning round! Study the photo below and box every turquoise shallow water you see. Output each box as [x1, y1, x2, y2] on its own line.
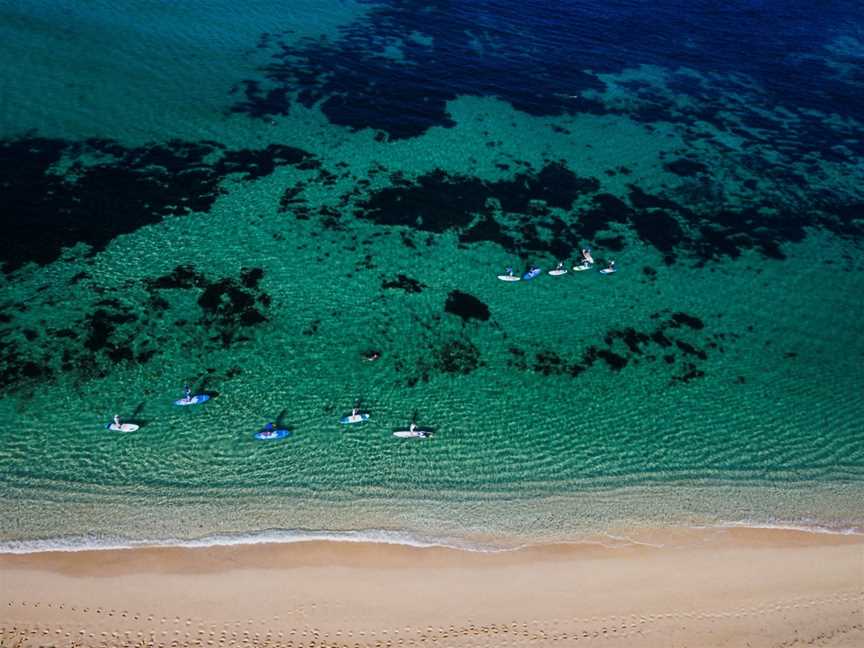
[1, 1, 863, 550]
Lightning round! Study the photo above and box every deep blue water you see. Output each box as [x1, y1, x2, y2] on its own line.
[235, 0, 864, 151]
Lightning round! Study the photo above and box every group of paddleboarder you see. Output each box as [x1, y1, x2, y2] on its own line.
[109, 251, 617, 437]
[109, 388, 431, 440]
[499, 248, 616, 281]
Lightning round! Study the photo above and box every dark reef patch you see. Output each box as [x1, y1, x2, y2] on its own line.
[146, 265, 208, 290]
[444, 291, 491, 323]
[232, 3, 605, 138]
[0, 267, 273, 393]
[356, 163, 597, 260]
[433, 338, 482, 375]
[397, 333, 484, 387]
[493, 163, 599, 213]
[381, 274, 425, 293]
[0, 137, 316, 273]
[149, 266, 271, 344]
[669, 312, 704, 330]
[0, 338, 51, 391]
[278, 183, 306, 212]
[197, 277, 268, 343]
[240, 267, 265, 289]
[302, 319, 321, 336]
[84, 308, 137, 355]
[336, 159, 862, 266]
[629, 209, 685, 258]
[508, 310, 720, 384]
[664, 158, 709, 176]
[358, 169, 488, 233]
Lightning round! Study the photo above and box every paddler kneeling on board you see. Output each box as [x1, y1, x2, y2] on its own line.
[113, 414, 121, 428]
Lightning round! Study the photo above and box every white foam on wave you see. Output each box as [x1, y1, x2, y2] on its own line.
[0, 528, 511, 555]
[701, 519, 864, 536]
[3, 519, 861, 555]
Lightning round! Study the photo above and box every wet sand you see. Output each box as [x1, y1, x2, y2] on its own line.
[1, 527, 862, 647]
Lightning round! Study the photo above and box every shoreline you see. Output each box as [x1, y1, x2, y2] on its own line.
[2, 526, 862, 647]
[1, 519, 862, 556]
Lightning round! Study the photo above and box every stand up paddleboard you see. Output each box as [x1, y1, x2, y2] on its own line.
[497, 274, 521, 282]
[548, 268, 568, 276]
[393, 429, 432, 438]
[174, 394, 210, 406]
[340, 413, 370, 424]
[522, 268, 542, 281]
[600, 268, 617, 275]
[254, 428, 291, 440]
[106, 423, 139, 433]
[572, 263, 593, 272]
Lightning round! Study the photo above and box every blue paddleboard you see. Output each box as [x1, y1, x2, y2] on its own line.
[255, 427, 291, 440]
[522, 267, 542, 280]
[174, 394, 211, 406]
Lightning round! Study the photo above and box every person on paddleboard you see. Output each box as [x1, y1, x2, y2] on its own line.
[505, 266, 514, 276]
[183, 384, 192, 403]
[113, 414, 121, 428]
[259, 422, 276, 438]
[410, 422, 432, 437]
[606, 260, 616, 271]
[582, 248, 594, 264]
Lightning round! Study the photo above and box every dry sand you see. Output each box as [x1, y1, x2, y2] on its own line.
[1, 527, 862, 647]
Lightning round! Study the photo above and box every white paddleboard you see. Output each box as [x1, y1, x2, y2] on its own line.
[497, 274, 520, 282]
[106, 423, 139, 433]
[600, 268, 617, 274]
[548, 269, 568, 276]
[340, 413, 370, 424]
[174, 394, 210, 406]
[393, 430, 431, 438]
[572, 263, 593, 271]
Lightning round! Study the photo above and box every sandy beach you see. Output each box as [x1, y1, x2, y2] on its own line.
[1, 527, 861, 647]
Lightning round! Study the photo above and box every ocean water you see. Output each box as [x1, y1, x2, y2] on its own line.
[1, 0, 863, 551]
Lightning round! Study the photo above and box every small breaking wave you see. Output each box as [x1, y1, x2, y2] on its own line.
[0, 527, 512, 555]
[709, 519, 864, 536]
